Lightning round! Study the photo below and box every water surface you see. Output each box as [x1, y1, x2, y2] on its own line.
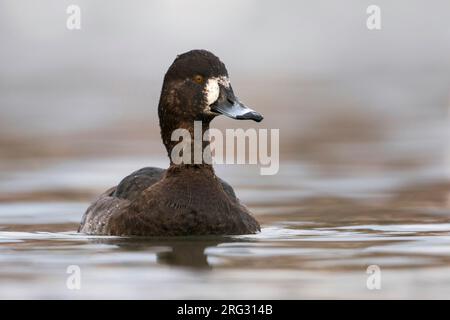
[1, 156, 450, 299]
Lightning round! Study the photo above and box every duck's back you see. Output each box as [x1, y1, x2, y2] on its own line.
[79, 167, 163, 234]
[78, 166, 258, 236]
[114, 167, 165, 201]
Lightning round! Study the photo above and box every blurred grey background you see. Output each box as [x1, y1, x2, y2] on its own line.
[1, 0, 450, 176]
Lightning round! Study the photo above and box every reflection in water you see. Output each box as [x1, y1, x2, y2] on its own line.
[155, 240, 225, 269]
[93, 237, 234, 269]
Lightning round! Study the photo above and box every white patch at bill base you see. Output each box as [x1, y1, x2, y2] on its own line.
[205, 78, 220, 105]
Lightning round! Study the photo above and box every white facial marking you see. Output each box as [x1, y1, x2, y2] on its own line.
[205, 78, 220, 105]
[204, 76, 230, 107]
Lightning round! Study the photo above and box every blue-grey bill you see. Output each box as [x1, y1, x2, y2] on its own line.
[212, 101, 263, 122]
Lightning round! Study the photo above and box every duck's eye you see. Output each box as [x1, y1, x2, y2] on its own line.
[193, 75, 204, 84]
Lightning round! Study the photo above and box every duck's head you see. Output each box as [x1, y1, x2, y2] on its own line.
[159, 50, 263, 125]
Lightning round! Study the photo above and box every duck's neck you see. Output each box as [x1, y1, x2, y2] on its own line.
[160, 117, 214, 168]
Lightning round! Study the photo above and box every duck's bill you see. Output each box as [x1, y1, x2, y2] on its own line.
[211, 85, 263, 122]
[212, 101, 263, 122]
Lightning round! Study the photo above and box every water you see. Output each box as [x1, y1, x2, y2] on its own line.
[1, 157, 450, 299]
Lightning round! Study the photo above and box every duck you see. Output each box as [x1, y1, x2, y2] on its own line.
[78, 49, 263, 236]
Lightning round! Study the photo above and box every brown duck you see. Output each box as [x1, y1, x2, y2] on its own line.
[79, 50, 263, 236]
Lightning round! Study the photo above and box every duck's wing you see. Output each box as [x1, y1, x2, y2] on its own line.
[79, 167, 165, 234]
[113, 167, 165, 201]
[78, 186, 130, 234]
[217, 177, 238, 203]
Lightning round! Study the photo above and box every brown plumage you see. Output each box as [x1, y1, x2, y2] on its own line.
[78, 50, 263, 236]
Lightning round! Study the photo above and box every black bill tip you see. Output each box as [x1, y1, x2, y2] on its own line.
[236, 111, 264, 122]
